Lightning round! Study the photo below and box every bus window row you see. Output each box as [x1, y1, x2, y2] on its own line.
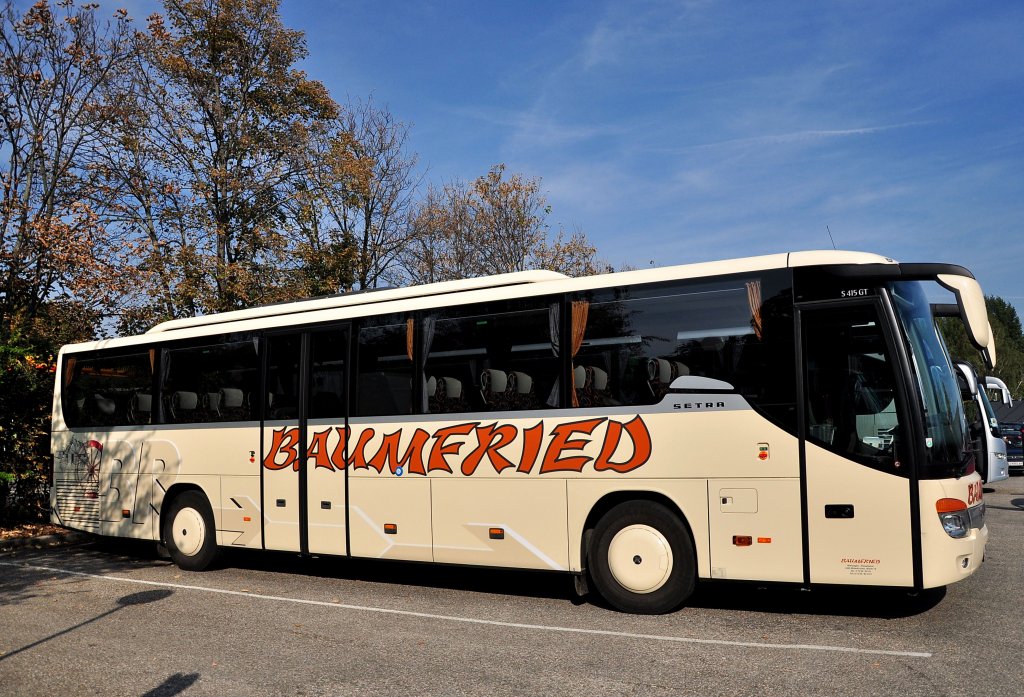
[62, 273, 798, 428]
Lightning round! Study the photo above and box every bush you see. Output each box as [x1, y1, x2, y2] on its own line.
[0, 341, 56, 524]
[0, 471, 14, 521]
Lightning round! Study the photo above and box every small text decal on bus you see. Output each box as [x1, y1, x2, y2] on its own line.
[263, 416, 653, 476]
[967, 480, 983, 506]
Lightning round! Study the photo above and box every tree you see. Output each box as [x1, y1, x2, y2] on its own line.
[119, 0, 338, 320]
[0, 0, 137, 340]
[402, 178, 475, 284]
[282, 120, 360, 298]
[984, 297, 1024, 399]
[329, 97, 419, 290]
[402, 164, 601, 283]
[938, 294, 1024, 400]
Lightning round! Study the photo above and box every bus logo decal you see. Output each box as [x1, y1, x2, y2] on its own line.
[262, 416, 652, 476]
[967, 480, 983, 506]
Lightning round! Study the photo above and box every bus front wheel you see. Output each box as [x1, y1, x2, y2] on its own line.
[588, 501, 695, 614]
[162, 491, 220, 571]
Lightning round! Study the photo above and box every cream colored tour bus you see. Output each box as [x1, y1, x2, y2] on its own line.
[51, 251, 994, 613]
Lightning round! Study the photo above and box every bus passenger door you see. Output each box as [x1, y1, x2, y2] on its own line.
[262, 327, 350, 556]
[304, 327, 349, 556]
[800, 303, 914, 586]
[263, 333, 303, 552]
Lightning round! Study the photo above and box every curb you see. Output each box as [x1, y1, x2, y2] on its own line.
[0, 531, 91, 553]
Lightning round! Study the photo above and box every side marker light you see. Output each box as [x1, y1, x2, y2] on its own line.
[936, 498, 967, 513]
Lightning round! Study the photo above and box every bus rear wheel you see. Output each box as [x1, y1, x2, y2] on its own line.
[588, 501, 695, 614]
[162, 491, 220, 571]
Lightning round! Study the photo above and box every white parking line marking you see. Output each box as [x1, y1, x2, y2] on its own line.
[0, 560, 931, 658]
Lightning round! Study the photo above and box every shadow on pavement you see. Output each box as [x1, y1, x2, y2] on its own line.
[0, 536, 172, 608]
[217, 546, 946, 619]
[0, 588, 172, 662]
[141, 672, 201, 697]
[12, 535, 949, 619]
[688, 581, 946, 619]
[222, 546, 580, 605]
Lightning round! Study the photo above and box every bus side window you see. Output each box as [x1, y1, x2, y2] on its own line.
[62, 351, 152, 428]
[356, 319, 412, 417]
[309, 329, 347, 421]
[573, 279, 772, 408]
[161, 337, 259, 424]
[423, 300, 559, 414]
[265, 333, 301, 421]
[569, 275, 796, 426]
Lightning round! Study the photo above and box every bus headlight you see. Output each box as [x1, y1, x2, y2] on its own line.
[936, 498, 969, 539]
[939, 512, 969, 538]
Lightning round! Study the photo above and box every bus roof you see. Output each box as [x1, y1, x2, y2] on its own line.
[66, 250, 901, 352]
[146, 269, 570, 335]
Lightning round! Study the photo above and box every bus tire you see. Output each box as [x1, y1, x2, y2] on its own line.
[589, 501, 695, 614]
[162, 490, 220, 571]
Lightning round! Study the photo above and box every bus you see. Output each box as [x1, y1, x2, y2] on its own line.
[50, 251, 993, 614]
[950, 361, 1008, 484]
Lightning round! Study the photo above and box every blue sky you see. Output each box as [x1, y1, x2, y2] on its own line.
[118, 1, 1024, 316]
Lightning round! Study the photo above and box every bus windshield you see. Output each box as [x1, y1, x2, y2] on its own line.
[889, 281, 970, 475]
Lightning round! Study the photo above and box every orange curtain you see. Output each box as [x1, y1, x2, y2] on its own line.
[406, 318, 414, 361]
[570, 301, 589, 407]
[63, 356, 77, 388]
[746, 280, 763, 340]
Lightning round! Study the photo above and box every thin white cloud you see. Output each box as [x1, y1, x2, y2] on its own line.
[579, 0, 715, 70]
[655, 122, 932, 154]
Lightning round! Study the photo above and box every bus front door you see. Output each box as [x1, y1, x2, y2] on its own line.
[800, 302, 914, 587]
[262, 327, 350, 556]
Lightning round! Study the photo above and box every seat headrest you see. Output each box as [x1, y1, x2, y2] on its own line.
[573, 365, 586, 386]
[426, 375, 437, 397]
[482, 369, 507, 392]
[656, 358, 672, 383]
[134, 393, 152, 412]
[220, 387, 244, 408]
[95, 395, 116, 415]
[589, 366, 608, 390]
[173, 391, 198, 410]
[510, 371, 532, 394]
[441, 377, 462, 399]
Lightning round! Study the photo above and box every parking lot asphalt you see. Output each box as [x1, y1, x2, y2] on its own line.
[1, 477, 1021, 697]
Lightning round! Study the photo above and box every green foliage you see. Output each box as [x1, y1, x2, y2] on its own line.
[0, 336, 57, 523]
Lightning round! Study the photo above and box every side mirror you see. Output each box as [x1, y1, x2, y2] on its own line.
[952, 361, 979, 399]
[985, 376, 1013, 407]
[937, 274, 996, 369]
